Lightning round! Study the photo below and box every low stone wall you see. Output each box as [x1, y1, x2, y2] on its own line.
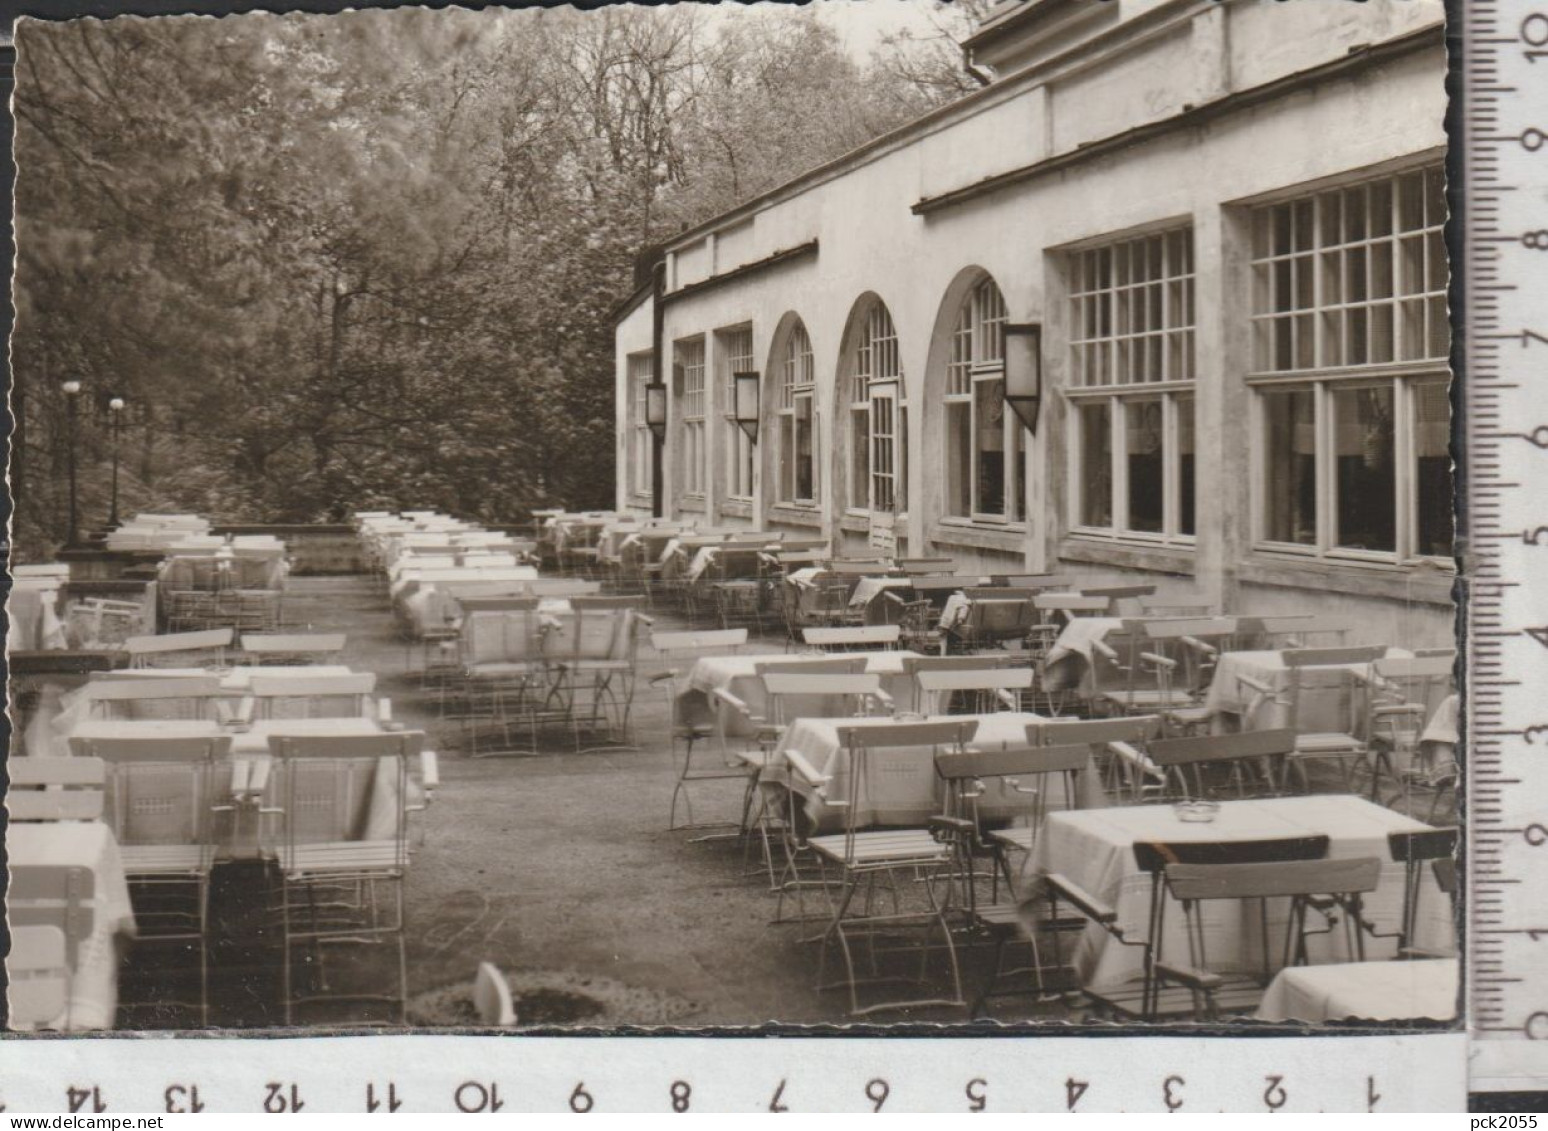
[212, 524, 363, 575]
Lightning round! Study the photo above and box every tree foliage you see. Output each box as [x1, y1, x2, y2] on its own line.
[11, 3, 971, 556]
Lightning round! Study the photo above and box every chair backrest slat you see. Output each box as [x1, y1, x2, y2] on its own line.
[125, 628, 233, 654]
[652, 628, 748, 654]
[9, 757, 107, 787]
[761, 673, 882, 697]
[1146, 728, 1298, 767]
[753, 656, 866, 676]
[835, 719, 980, 750]
[1164, 855, 1383, 902]
[249, 673, 377, 698]
[1283, 645, 1386, 668]
[936, 741, 1091, 780]
[1388, 826, 1459, 864]
[1030, 716, 1162, 746]
[1132, 835, 1329, 873]
[915, 668, 1034, 692]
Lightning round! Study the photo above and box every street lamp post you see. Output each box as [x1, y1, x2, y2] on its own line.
[61, 380, 82, 549]
[108, 396, 126, 528]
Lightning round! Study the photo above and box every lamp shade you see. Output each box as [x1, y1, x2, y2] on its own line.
[1003, 322, 1043, 434]
[734, 371, 760, 443]
[108, 396, 125, 412]
[61, 380, 82, 396]
[645, 380, 668, 442]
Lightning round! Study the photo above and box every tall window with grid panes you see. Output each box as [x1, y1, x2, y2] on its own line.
[628, 352, 654, 499]
[675, 337, 707, 498]
[945, 277, 1024, 522]
[1067, 227, 1196, 543]
[1248, 166, 1451, 563]
[848, 302, 906, 514]
[718, 326, 756, 501]
[777, 321, 817, 504]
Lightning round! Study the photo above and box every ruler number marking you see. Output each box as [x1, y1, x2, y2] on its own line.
[865, 1079, 889, 1112]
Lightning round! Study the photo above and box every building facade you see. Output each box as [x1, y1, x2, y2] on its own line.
[613, 0, 1453, 648]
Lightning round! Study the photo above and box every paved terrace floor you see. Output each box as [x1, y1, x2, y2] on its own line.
[119, 574, 1070, 1030]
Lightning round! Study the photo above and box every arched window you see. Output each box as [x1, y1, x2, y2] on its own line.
[716, 324, 756, 501]
[943, 278, 1023, 520]
[776, 321, 817, 504]
[848, 301, 906, 514]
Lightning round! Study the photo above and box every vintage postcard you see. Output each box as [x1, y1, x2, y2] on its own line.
[4, 0, 1469, 1111]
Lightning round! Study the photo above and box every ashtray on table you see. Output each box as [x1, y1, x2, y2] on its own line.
[1172, 800, 1221, 823]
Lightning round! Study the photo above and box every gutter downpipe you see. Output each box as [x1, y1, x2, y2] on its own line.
[650, 259, 666, 519]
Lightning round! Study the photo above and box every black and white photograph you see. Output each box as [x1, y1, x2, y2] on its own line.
[4, 0, 1460, 1041]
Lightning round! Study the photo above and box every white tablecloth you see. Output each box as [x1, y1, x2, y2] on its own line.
[1024, 795, 1448, 990]
[769, 711, 1105, 833]
[683, 650, 924, 738]
[7, 822, 136, 1031]
[1204, 648, 1410, 731]
[1042, 617, 1128, 692]
[848, 577, 914, 624]
[1420, 695, 1459, 763]
[1255, 959, 1458, 1023]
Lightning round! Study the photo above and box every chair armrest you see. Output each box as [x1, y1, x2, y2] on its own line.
[1235, 673, 1273, 695]
[1092, 640, 1117, 661]
[250, 759, 273, 796]
[1140, 652, 1177, 670]
[1182, 637, 1219, 659]
[648, 668, 680, 686]
[995, 688, 1019, 710]
[1107, 740, 1164, 782]
[1154, 960, 1225, 993]
[870, 688, 895, 711]
[635, 614, 655, 626]
[711, 687, 761, 724]
[928, 815, 976, 844]
[1042, 872, 1118, 926]
[1372, 703, 1427, 719]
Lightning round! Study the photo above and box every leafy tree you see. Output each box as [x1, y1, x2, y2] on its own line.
[10, 4, 969, 558]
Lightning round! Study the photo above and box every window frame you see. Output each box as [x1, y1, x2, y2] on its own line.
[846, 302, 907, 517]
[675, 336, 707, 500]
[1245, 164, 1452, 569]
[776, 322, 818, 506]
[627, 351, 654, 501]
[943, 279, 1025, 526]
[1063, 225, 1198, 548]
[717, 324, 756, 502]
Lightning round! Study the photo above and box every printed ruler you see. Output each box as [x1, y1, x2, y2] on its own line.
[0, 1035, 1468, 1113]
[1464, 0, 1548, 1096]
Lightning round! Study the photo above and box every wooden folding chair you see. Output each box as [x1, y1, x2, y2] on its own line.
[8, 865, 95, 1031]
[1035, 835, 1333, 1022]
[934, 739, 1095, 1015]
[1146, 728, 1297, 802]
[544, 605, 643, 752]
[7, 925, 70, 1031]
[456, 609, 552, 757]
[7, 757, 107, 822]
[800, 720, 979, 1017]
[71, 735, 232, 1027]
[1134, 617, 1241, 734]
[1154, 855, 1383, 1022]
[649, 628, 750, 832]
[1384, 827, 1459, 960]
[1240, 646, 1385, 794]
[261, 732, 420, 1025]
[1366, 655, 1456, 808]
